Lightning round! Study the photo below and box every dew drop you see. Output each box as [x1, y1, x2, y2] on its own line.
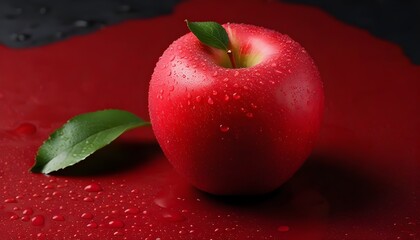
[223, 78, 229, 82]
[234, 71, 239, 77]
[23, 208, 34, 215]
[13, 123, 37, 136]
[232, 93, 241, 100]
[213, 71, 218, 76]
[87, 222, 98, 228]
[21, 216, 30, 222]
[83, 197, 94, 202]
[195, 96, 202, 103]
[31, 215, 45, 226]
[113, 231, 124, 236]
[84, 183, 102, 192]
[207, 97, 214, 105]
[52, 215, 65, 221]
[212, 90, 218, 96]
[219, 125, 230, 132]
[81, 212, 94, 219]
[124, 207, 140, 214]
[108, 220, 124, 228]
[4, 198, 17, 203]
[169, 85, 175, 91]
[224, 95, 230, 101]
[10, 214, 19, 220]
[162, 212, 186, 222]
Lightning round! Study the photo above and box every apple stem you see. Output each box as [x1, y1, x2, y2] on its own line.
[227, 50, 237, 68]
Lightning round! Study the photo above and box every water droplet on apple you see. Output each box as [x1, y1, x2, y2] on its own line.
[234, 71, 239, 77]
[108, 220, 124, 228]
[23, 208, 34, 215]
[219, 125, 230, 132]
[195, 96, 202, 103]
[212, 90, 218, 95]
[223, 78, 229, 82]
[52, 215, 65, 221]
[162, 211, 186, 222]
[4, 198, 17, 203]
[124, 207, 140, 214]
[87, 222, 98, 228]
[207, 97, 214, 105]
[22, 215, 30, 222]
[224, 95, 230, 101]
[10, 214, 19, 220]
[246, 112, 254, 118]
[81, 212, 94, 219]
[113, 231, 124, 236]
[213, 71, 218, 76]
[84, 183, 102, 192]
[232, 93, 241, 100]
[170, 55, 176, 61]
[31, 215, 45, 226]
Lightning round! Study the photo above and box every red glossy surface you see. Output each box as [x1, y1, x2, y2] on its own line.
[0, 0, 419, 239]
[149, 23, 324, 195]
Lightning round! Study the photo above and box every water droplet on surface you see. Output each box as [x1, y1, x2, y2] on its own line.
[224, 95, 230, 101]
[207, 97, 214, 105]
[232, 93, 241, 100]
[219, 125, 230, 132]
[4, 198, 17, 203]
[52, 215, 65, 221]
[23, 208, 34, 215]
[31, 215, 45, 226]
[162, 212, 186, 222]
[212, 90, 218, 95]
[113, 231, 124, 236]
[21, 215, 30, 222]
[195, 96, 202, 103]
[223, 78, 229, 82]
[213, 71, 218, 76]
[10, 214, 19, 220]
[234, 71, 239, 77]
[83, 197, 94, 202]
[108, 220, 124, 228]
[87, 222, 98, 228]
[84, 183, 102, 192]
[81, 212, 94, 219]
[13, 123, 37, 136]
[277, 225, 290, 232]
[124, 207, 140, 214]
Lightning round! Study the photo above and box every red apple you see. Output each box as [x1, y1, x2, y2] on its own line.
[148, 23, 324, 195]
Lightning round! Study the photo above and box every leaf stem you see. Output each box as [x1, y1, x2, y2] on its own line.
[227, 50, 237, 68]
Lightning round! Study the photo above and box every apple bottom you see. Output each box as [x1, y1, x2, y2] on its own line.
[153, 112, 319, 195]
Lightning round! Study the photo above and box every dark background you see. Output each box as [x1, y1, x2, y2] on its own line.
[0, 0, 419, 64]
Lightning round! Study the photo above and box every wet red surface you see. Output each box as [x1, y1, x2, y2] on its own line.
[0, 0, 418, 239]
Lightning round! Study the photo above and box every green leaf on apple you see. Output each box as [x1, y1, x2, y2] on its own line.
[185, 20, 230, 51]
[31, 109, 150, 174]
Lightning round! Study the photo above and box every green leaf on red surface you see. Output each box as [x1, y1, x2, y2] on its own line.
[31, 109, 150, 174]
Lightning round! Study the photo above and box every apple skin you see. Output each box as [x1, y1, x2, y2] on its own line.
[148, 23, 324, 195]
